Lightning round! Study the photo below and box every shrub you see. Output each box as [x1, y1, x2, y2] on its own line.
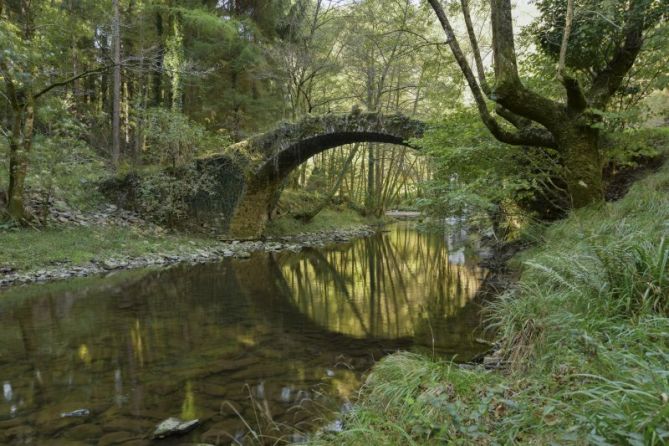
[136, 164, 216, 226]
[141, 108, 230, 167]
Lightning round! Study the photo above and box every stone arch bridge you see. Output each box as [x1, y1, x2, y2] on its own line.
[197, 111, 425, 238]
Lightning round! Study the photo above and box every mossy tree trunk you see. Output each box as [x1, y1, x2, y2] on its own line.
[555, 123, 603, 207]
[1, 1, 111, 223]
[6, 94, 35, 222]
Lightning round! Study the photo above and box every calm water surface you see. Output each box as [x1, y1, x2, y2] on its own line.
[0, 223, 488, 445]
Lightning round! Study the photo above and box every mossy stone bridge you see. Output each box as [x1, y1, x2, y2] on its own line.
[199, 111, 425, 238]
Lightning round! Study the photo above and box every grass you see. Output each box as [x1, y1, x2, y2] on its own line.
[315, 136, 669, 445]
[0, 226, 217, 273]
[0, 206, 378, 274]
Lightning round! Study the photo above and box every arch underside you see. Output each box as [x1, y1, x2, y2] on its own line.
[254, 131, 413, 186]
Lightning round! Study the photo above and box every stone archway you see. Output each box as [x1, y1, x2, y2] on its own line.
[202, 112, 425, 239]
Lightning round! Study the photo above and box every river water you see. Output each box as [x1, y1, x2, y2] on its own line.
[0, 223, 489, 445]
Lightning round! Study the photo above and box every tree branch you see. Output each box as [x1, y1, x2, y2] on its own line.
[487, 0, 564, 130]
[563, 76, 588, 113]
[554, 0, 588, 114]
[460, 0, 490, 95]
[427, 0, 556, 148]
[495, 104, 531, 128]
[557, 0, 574, 80]
[586, 0, 647, 109]
[489, 0, 520, 87]
[34, 64, 113, 99]
[0, 59, 20, 109]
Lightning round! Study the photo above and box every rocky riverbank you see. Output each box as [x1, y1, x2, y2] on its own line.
[0, 226, 376, 288]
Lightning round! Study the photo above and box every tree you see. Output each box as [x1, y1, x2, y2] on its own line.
[427, 0, 667, 207]
[112, 0, 122, 167]
[0, 0, 111, 222]
[273, 0, 344, 118]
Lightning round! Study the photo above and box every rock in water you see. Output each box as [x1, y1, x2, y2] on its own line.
[152, 417, 200, 439]
[60, 409, 90, 418]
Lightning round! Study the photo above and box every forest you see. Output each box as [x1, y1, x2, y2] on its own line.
[1, 0, 668, 445]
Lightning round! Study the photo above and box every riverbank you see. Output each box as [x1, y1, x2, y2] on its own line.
[314, 158, 669, 444]
[0, 208, 377, 288]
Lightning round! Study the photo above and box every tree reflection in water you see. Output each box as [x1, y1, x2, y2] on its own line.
[277, 223, 487, 353]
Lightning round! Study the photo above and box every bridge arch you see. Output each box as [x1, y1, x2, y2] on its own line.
[210, 112, 425, 239]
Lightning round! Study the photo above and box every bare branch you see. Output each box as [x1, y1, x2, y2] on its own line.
[557, 0, 574, 80]
[495, 104, 530, 128]
[460, 0, 490, 95]
[34, 65, 113, 99]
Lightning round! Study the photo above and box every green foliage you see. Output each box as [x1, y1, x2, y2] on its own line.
[266, 188, 378, 236]
[312, 353, 500, 445]
[485, 161, 669, 443]
[0, 98, 107, 211]
[141, 108, 229, 166]
[131, 109, 231, 226]
[414, 107, 562, 233]
[603, 127, 669, 168]
[530, 0, 667, 74]
[416, 115, 668, 237]
[527, 0, 669, 116]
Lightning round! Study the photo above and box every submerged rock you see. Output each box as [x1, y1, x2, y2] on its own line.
[60, 408, 90, 418]
[152, 417, 200, 439]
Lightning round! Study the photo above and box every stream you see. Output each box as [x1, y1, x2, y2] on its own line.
[0, 223, 490, 445]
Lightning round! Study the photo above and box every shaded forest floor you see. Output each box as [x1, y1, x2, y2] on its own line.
[313, 140, 669, 445]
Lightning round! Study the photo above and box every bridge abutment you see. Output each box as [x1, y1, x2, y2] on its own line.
[226, 181, 276, 239]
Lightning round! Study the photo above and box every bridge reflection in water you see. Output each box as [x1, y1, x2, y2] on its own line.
[277, 223, 486, 353]
[0, 223, 488, 445]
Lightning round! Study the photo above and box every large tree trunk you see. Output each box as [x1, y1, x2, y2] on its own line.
[556, 124, 603, 207]
[7, 96, 34, 222]
[426, 0, 653, 211]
